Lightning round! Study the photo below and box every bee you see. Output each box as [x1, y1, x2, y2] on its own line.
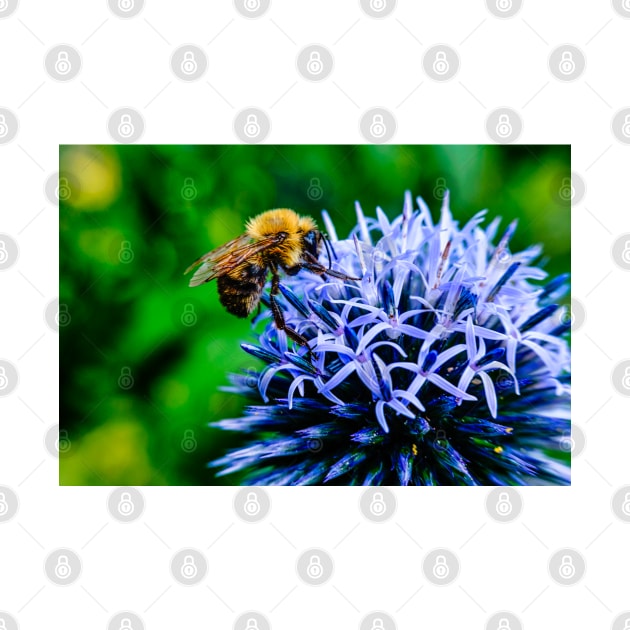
[185, 208, 358, 352]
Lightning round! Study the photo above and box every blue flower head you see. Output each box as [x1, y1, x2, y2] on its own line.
[210, 192, 571, 485]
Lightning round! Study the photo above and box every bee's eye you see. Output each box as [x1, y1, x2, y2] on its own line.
[303, 231, 320, 257]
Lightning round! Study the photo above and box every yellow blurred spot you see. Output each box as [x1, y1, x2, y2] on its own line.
[412, 443, 418, 456]
[59, 419, 165, 485]
[506, 427, 513, 434]
[494, 446, 503, 454]
[61, 146, 121, 210]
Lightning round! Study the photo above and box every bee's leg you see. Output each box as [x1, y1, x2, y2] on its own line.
[293, 253, 361, 281]
[269, 272, 313, 356]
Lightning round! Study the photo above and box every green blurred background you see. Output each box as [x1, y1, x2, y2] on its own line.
[59, 144, 570, 485]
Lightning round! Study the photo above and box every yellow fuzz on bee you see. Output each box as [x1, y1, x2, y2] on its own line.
[246, 209, 317, 267]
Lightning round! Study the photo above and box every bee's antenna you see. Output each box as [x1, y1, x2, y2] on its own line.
[322, 232, 338, 268]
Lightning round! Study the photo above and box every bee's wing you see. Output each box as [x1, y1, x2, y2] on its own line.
[185, 232, 282, 287]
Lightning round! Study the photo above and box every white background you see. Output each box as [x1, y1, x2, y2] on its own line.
[1, 1, 630, 629]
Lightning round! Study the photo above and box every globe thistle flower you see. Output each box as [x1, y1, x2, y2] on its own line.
[210, 191, 571, 486]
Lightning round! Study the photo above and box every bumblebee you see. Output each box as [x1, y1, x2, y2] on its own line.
[185, 208, 357, 351]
